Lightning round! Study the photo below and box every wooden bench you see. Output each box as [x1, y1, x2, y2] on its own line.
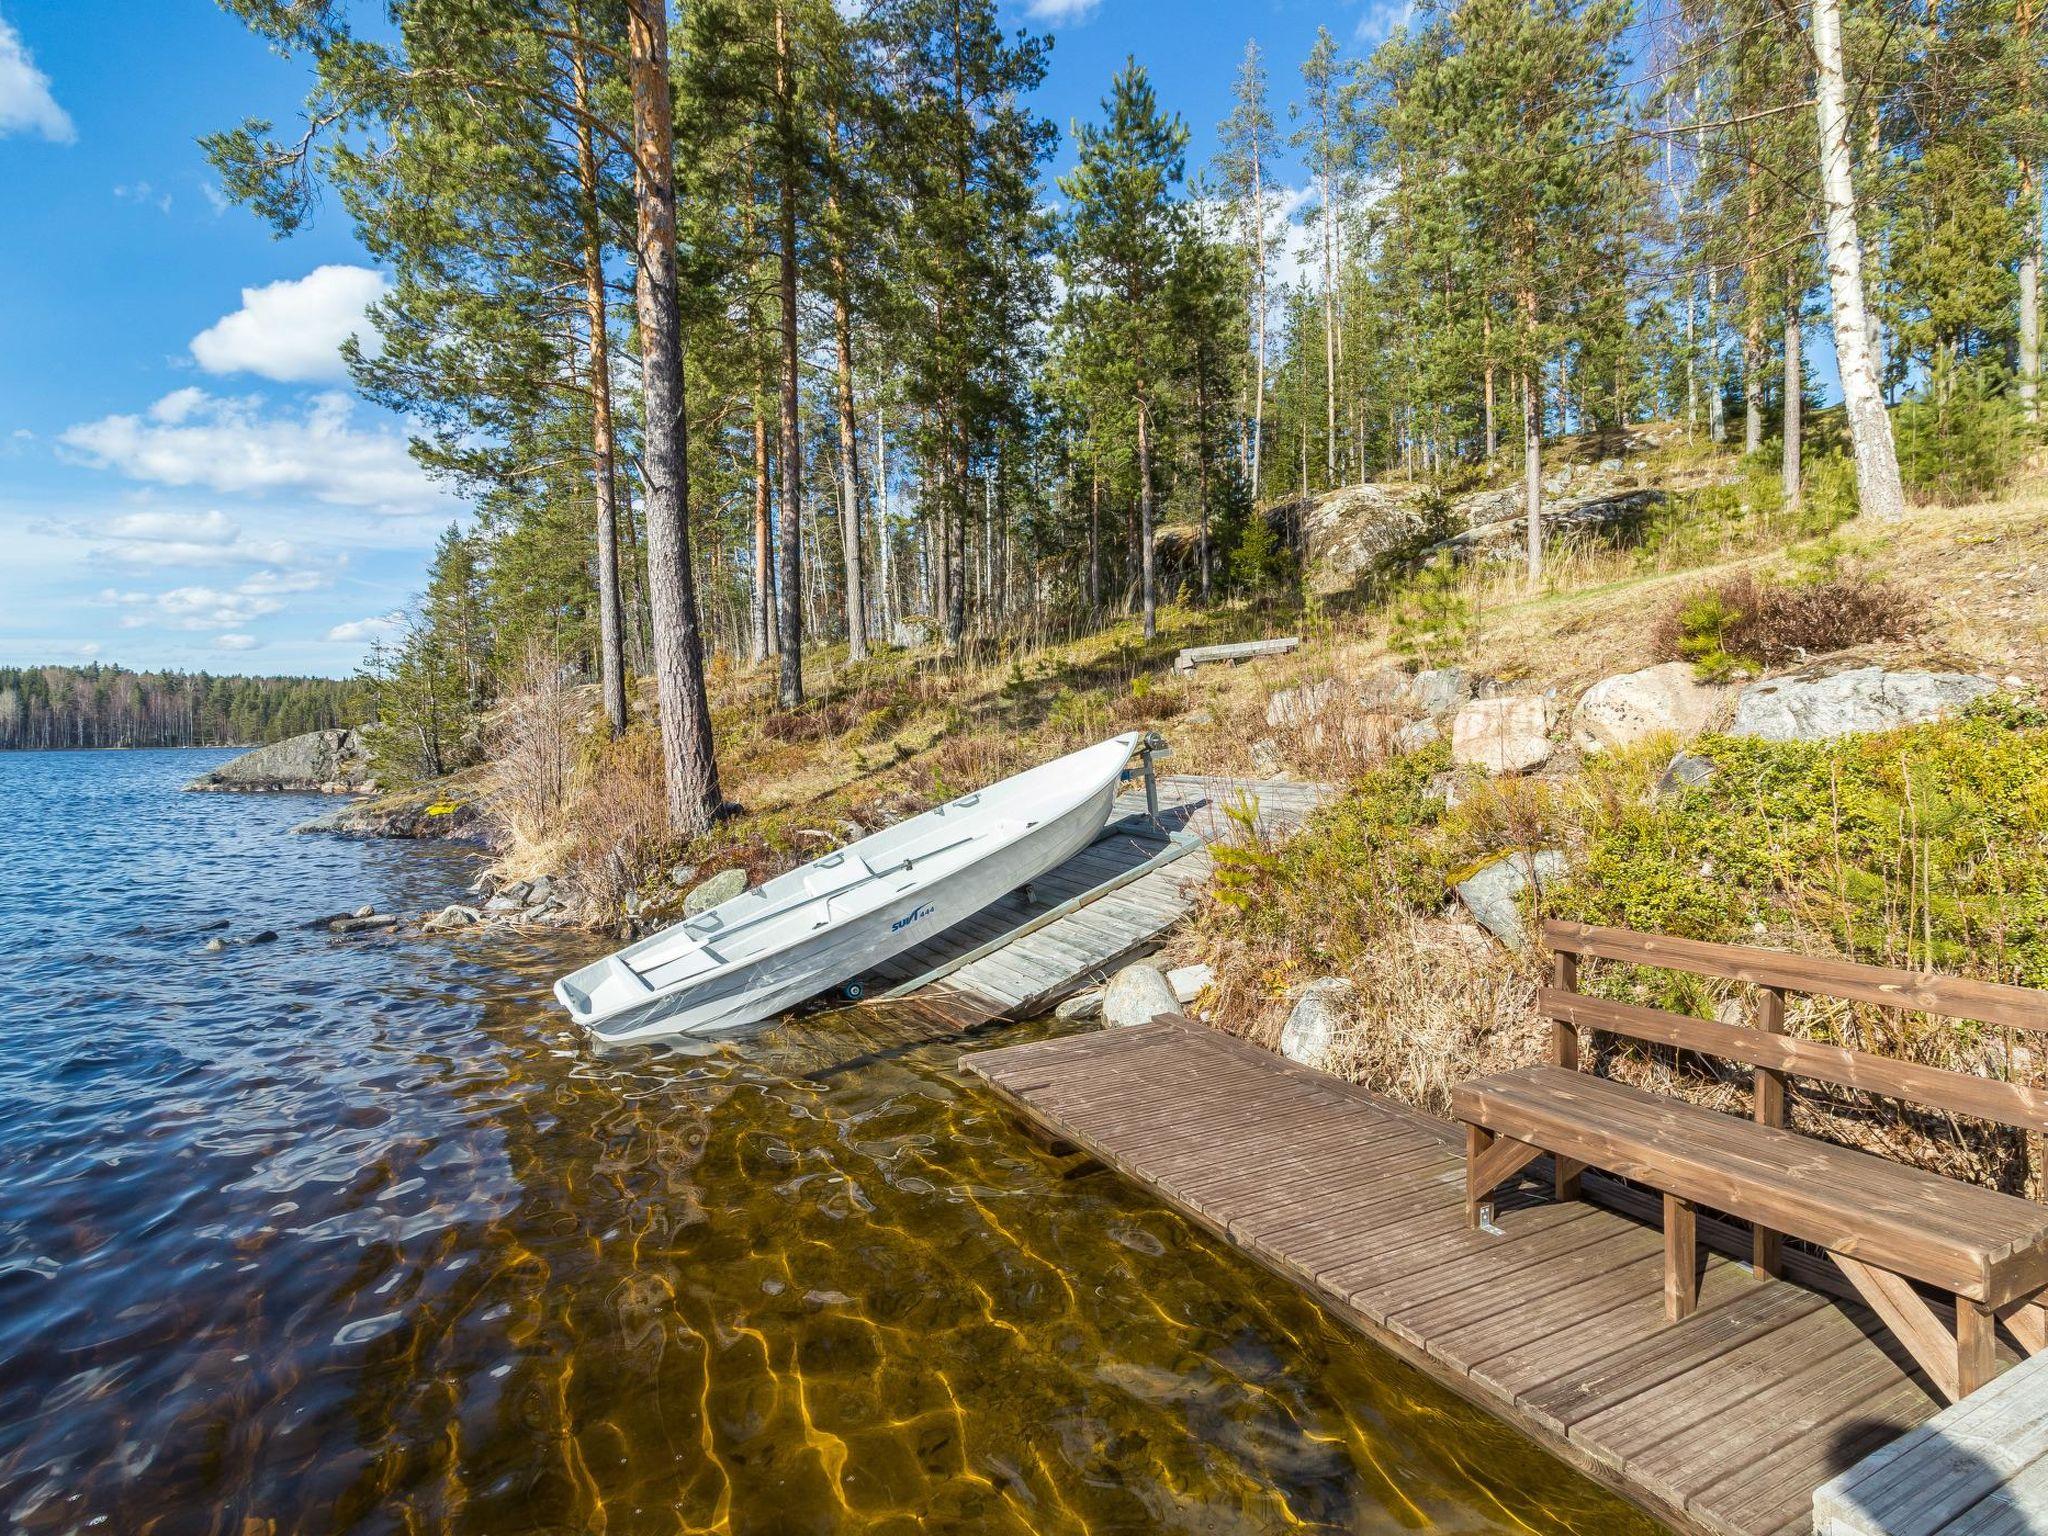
[1453, 919, 2048, 1404]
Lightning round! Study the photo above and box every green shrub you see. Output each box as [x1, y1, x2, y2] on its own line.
[1388, 555, 1476, 667]
[1651, 568, 1920, 678]
[1895, 361, 2026, 504]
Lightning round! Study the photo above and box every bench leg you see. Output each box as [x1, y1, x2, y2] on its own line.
[1831, 1252, 1994, 1404]
[1997, 1292, 2048, 1357]
[1664, 1194, 1699, 1322]
[1959, 1298, 1996, 1400]
[1464, 1123, 1547, 1230]
[1555, 1156, 1584, 1203]
[1753, 1224, 1782, 1280]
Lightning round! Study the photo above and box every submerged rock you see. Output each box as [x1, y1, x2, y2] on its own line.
[1730, 665, 1997, 741]
[1280, 978, 1355, 1069]
[1055, 988, 1104, 1022]
[1572, 662, 1728, 754]
[424, 904, 482, 932]
[1102, 962, 1180, 1027]
[1454, 850, 1568, 948]
[684, 868, 749, 916]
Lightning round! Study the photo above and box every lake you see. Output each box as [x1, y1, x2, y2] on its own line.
[0, 748, 1658, 1534]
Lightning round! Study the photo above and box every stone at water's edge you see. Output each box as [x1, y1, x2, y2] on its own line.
[186, 728, 373, 793]
[1102, 962, 1180, 1028]
[684, 868, 750, 916]
[1572, 662, 1729, 754]
[1055, 989, 1104, 1022]
[1451, 695, 1552, 775]
[1454, 850, 1568, 948]
[1280, 978, 1355, 1068]
[1730, 665, 1998, 741]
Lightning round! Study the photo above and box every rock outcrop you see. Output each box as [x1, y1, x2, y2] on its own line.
[1730, 666, 1997, 741]
[1572, 662, 1729, 754]
[186, 728, 372, 794]
[293, 787, 488, 843]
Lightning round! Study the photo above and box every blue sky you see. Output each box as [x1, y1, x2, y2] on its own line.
[0, 0, 1386, 678]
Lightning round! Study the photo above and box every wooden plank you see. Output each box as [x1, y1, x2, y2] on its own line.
[1667, 1193, 1700, 1321]
[1832, 1252, 1963, 1405]
[1544, 920, 2048, 1034]
[1173, 635, 1301, 671]
[1540, 989, 2048, 1134]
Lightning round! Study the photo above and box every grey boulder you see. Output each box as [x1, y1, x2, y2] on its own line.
[1280, 978, 1355, 1069]
[684, 868, 750, 916]
[1730, 666, 1996, 741]
[1101, 962, 1182, 1027]
[1572, 662, 1728, 754]
[185, 728, 372, 794]
[1454, 849, 1568, 948]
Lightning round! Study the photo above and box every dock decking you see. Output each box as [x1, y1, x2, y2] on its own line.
[849, 773, 1328, 1026]
[961, 1018, 1985, 1536]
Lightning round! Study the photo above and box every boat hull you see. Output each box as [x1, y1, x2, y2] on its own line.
[571, 743, 1135, 1045]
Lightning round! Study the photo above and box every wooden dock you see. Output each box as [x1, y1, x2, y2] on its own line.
[962, 1018, 1983, 1536]
[848, 773, 1328, 1028]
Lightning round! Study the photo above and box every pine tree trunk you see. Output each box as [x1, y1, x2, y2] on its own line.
[1782, 302, 1803, 511]
[1250, 139, 1267, 503]
[1810, 0, 1908, 520]
[1196, 364, 1211, 602]
[773, 3, 804, 705]
[1136, 377, 1157, 640]
[1321, 177, 1337, 487]
[946, 424, 967, 647]
[1743, 175, 1764, 455]
[1483, 311, 1497, 459]
[625, 0, 720, 833]
[571, 11, 626, 739]
[2022, 159, 2042, 423]
[1522, 368, 1543, 585]
[826, 107, 866, 663]
[1088, 459, 1101, 611]
[1707, 267, 1726, 444]
[874, 411, 895, 639]
[752, 387, 776, 663]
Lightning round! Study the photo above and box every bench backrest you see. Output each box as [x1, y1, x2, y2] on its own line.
[1541, 920, 2048, 1136]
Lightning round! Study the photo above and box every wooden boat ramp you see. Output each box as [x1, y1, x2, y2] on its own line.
[962, 1017, 2048, 1536]
[838, 771, 1330, 1033]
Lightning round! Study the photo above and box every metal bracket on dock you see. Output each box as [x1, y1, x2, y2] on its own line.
[1476, 1203, 1506, 1238]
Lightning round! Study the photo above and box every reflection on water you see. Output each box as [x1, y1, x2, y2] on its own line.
[0, 750, 1661, 1534]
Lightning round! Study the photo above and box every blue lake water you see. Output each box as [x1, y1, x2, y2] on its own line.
[0, 748, 1657, 1534]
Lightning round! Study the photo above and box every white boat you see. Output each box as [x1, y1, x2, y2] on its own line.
[555, 731, 1149, 1045]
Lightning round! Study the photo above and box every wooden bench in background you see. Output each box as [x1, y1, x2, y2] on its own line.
[1453, 919, 2048, 1404]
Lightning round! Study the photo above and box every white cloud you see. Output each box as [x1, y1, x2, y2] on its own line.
[199, 180, 230, 216]
[1025, 0, 1099, 20]
[190, 265, 390, 384]
[214, 634, 259, 651]
[60, 389, 444, 515]
[0, 14, 73, 143]
[93, 507, 300, 567]
[101, 585, 286, 632]
[114, 180, 171, 214]
[325, 612, 405, 644]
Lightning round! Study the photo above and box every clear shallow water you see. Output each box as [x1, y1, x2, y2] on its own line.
[0, 749, 1660, 1535]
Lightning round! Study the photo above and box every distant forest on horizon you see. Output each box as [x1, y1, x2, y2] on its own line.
[0, 664, 364, 751]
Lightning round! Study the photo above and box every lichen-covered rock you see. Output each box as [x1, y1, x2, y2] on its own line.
[1297, 484, 1438, 594]
[684, 868, 750, 916]
[1730, 666, 1996, 741]
[1280, 978, 1355, 1068]
[1410, 667, 1474, 717]
[293, 790, 487, 843]
[186, 728, 371, 793]
[1656, 751, 1719, 797]
[1454, 849, 1568, 948]
[1102, 962, 1181, 1027]
[1572, 662, 1728, 754]
[1394, 718, 1442, 754]
[1054, 988, 1104, 1021]
[1451, 696, 1552, 775]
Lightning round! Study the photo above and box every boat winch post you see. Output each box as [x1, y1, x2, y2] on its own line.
[1131, 732, 1170, 827]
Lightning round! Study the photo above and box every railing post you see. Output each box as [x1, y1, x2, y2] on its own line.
[1753, 984, 1788, 1277]
[1551, 944, 1583, 1200]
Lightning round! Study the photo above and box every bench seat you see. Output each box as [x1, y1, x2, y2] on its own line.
[1453, 1065, 2048, 1307]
